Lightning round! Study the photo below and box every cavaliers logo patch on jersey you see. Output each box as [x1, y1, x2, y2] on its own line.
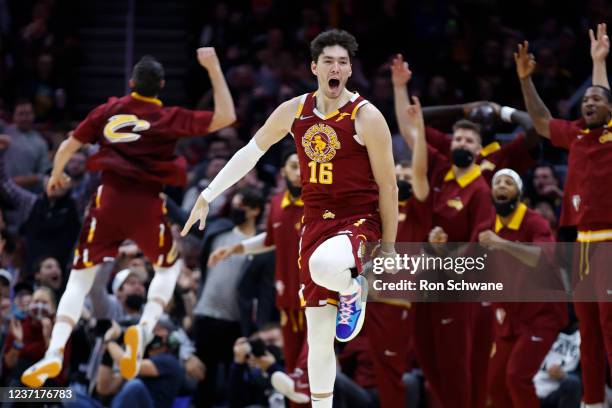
[302, 123, 341, 163]
[103, 114, 150, 143]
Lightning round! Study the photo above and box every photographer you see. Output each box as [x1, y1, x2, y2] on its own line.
[228, 324, 286, 408]
[97, 318, 184, 408]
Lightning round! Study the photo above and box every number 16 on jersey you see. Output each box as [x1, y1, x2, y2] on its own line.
[308, 161, 333, 184]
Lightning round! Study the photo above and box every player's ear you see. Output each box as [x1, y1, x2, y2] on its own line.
[311, 61, 317, 76]
[128, 78, 135, 89]
[160, 79, 166, 90]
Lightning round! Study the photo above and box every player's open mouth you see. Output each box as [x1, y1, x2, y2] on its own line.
[494, 193, 509, 202]
[584, 109, 595, 118]
[328, 78, 340, 90]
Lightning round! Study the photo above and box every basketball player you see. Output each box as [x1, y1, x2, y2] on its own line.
[401, 93, 496, 408]
[481, 169, 567, 408]
[181, 29, 398, 407]
[515, 23, 611, 408]
[21, 48, 235, 388]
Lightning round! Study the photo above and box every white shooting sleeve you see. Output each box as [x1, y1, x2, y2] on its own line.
[200, 138, 266, 203]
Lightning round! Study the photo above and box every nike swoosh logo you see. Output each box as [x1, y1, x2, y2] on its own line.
[530, 336, 543, 342]
[300, 115, 314, 120]
[273, 222, 282, 228]
[384, 350, 397, 356]
[441, 318, 453, 325]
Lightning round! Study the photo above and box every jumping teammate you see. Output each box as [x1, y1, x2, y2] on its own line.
[21, 48, 236, 388]
[181, 29, 398, 408]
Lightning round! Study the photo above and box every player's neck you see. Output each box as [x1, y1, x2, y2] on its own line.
[315, 88, 353, 115]
[452, 163, 476, 179]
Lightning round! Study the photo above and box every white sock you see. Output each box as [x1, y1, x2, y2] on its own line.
[139, 301, 163, 342]
[138, 261, 181, 342]
[311, 395, 333, 408]
[583, 403, 604, 408]
[306, 306, 336, 404]
[47, 322, 72, 356]
[339, 278, 360, 296]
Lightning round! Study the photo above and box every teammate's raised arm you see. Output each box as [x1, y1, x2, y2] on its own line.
[197, 47, 237, 132]
[515, 41, 553, 138]
[181, 97, 298, 235]
[391, 54, 416, 150]
[590, 23, 610, 89]
[407, 97, 429, 202]
[357, 104, 398, 250]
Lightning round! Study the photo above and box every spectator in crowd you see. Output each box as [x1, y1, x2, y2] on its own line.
[1, 99, 50, 192]
[229, 324, 288, 408]
[192, 187, 265, 407]
[535, 329, 582, 408]
[525, 164, 564, 214]
[97, 318, 185, 408]
[0, 134, 83, 275]
[0, 269, 12, 347]
[182, 156, 229, 217]
[33, 256, 62, 297]
[3, 286, 71, 386]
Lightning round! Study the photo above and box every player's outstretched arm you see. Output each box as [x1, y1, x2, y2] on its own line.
[47, 132, 83, 196]
[181, 98, 298, 236]
[591, 23, 610, 89]
[197, 47, 237, 132]
[357, 104, 398, 251]
[407, 97, 429, 202]
[514, 41, 552, 139]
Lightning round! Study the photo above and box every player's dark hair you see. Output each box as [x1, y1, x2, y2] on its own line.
[131, 56, 165, 97]
[310, 29, 358, 62]
[453, 119, 482, 138]
[281, 147, 297, 167]
[588, 85, 612, 102]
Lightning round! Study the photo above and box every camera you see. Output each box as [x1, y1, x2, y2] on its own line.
[248, 337, 267, 357]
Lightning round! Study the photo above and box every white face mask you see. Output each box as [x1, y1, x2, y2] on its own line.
[28, 302, 52, 320]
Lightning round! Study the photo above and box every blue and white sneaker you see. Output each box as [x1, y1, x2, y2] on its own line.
[335, 275, 368, 342]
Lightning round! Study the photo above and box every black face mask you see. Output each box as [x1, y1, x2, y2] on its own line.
[229, 207, 247, 225]
[397, 180, 412, 201]
[451, 148, 474, 168]
[493, 196, 519, 217]
[125, 294, 145, 311]
[285, 176, 302, 198]
[145, 335, 166, 356]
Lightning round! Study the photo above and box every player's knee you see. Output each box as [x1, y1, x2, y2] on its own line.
[308, 251, 331, 286]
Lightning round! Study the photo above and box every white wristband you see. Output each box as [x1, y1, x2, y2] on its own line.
[500, 106, 517, 123]
[199, 138, 266, 203]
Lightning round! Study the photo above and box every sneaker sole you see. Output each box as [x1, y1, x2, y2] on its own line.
[21, 359, 62, 388]
[120, 325, 142, 380]
[336, 276, 368, 343]
[271, 372, 310, 404]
